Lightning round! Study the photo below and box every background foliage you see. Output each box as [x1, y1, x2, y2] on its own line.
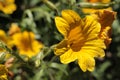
[0, 0, 120, 80]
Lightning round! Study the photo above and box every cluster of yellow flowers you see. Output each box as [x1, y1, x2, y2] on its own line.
[54, 9, 116, 72]
[0, 23, 43, 58]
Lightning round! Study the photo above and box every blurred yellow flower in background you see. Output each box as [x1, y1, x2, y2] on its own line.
[12, 31, 43, 58]
[0, 0, 16, 14]
[0, 30, 7, 43]
[54, 10, 107, 72]
[0, 29, 14, 49]
[82, 0, 112, 14]
[0, 64, 8, 80]
[0, 30, 8, 52]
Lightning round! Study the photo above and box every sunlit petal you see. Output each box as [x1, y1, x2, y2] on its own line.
[55, 17, 70, 36]
[62, 10, 83, 26]
[78, 54, 95, 72]
[60, 49, 78, 64]
[54, 39, 68, 55]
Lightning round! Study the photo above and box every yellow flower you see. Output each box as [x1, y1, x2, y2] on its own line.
[0, 64, 8, 80]
[91, 10, 116, 46]
[12, 31, 43, 57]
[82, 0, 112, 14]
[0, 0, 16, 14]
[54, 10, 107, 72]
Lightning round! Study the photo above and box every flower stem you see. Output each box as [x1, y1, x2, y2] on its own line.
[76, 1, 119, 9]
[0, 41, 26, 63]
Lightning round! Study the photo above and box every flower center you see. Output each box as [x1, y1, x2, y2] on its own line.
[67, 25, 85, 51]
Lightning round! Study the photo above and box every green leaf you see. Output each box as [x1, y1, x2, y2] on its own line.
[49, 62, 68, 75]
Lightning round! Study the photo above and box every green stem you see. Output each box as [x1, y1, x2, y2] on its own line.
[42, 45, 56, 60]
[0, 41, 26, 63]
[12, 51, 26, 63]
[42, 0, 58, 15]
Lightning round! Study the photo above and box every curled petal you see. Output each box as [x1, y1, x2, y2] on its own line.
[93, 10, 116, 28]
[54, 39, 68, 55]
[100, 26, 112, 46]
[92, 10, 116, 46]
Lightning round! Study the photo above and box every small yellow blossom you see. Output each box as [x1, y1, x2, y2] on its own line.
[12, 31, 43, 57]
[82, 0, 112, 14]
[0, 0, 16, 14]
[0, 64, 8, 80]
[54, 10, 109, 72]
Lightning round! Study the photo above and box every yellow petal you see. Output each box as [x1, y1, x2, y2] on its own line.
[62, 10, 83, 26]
[78, 54, 95, 72]
[83, 15, 101, 40]
[54, 39, 68, 55]
[85, 39, 106, 49]
[81, 46, 105, 58]
[55, 17, 70, 36]
[83, 39, 105, 57]
[77, 40, 105, 60]
[60, 49, 77, 64]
